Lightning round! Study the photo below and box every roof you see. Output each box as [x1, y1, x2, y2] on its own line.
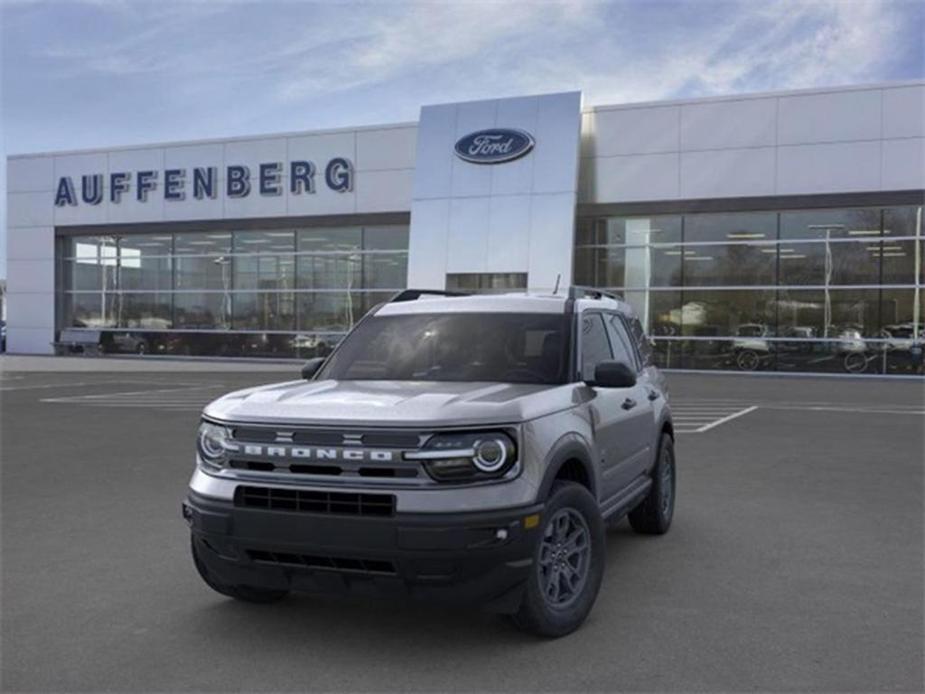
[374, 291, 634, 317]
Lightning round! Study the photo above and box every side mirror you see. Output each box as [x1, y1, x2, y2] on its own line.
[587, 360, 636, 388]
[300, 357, 326, 380]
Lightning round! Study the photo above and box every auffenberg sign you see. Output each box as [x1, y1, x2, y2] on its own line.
[53, 157, 354, 207]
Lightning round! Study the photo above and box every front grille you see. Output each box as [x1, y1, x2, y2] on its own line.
[235, 486, 395, 517]
[230, 427, 421, 448]
[246, 549, 396, 575]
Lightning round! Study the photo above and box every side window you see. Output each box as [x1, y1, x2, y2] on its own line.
[580, 314, 613, 380]
[628, 316, 654, 367]
[605, 314, 638, 371]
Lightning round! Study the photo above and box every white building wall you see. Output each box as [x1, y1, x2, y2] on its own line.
[580, 82, 925, 204]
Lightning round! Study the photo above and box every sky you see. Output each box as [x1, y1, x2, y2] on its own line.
[1, 0, 924, 278]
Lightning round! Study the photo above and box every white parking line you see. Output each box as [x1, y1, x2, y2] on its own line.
[693, 405, 759, 433]
[671, 402, 760, 434]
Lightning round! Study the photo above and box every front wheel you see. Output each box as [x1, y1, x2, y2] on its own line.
[628, 433, 676, 535]
[512, 481, 605, 638]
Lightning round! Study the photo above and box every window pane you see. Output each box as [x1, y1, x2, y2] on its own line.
[174, 232, 232, 255]
[297, 291, 391, 332]
[679, 290, 776, 337]
[445, 273, 527, 293]
[63, 235, 119, 260]
[883, 206, 922, 238]
[233, 292, 295, 331]
[777, 288, 880, 338]
[119, 256, 172, 291]
[174, 293, 231, 329]
[234, 230, 294, 254]
[64, 293, 118, 328]
[780, 208, 881, 240]
[297, 254, 362, 289]
[233, 254, 295, 290]
[684, 212, 777, 243]
[880, 288, 921, 336]
[777, 240, 881, 285]
[363, 226, 409, 251]
[681, 244, 776, 286]
[604, 314, 637, 369]
[879, 240, 918, 285]
[638, 290, 683, 337]
[364, 254, 408, 289]
[119, 234, 172, 256]
[175, 256, 231, 290]
[119, 293, 172, 329]
[298, 227, 362, 252]
[580, 314, 612, 379]
[576, 216, 681, 246]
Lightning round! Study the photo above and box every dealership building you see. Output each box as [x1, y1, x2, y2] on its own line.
[5, 81, 924, 374]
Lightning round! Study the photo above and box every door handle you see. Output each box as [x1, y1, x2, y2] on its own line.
[647, 389, 660, 401]
[621, 398, 637, 410]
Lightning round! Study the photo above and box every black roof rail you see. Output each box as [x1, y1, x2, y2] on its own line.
[567, 286, 623, 302]
[390, 289, 470, 303]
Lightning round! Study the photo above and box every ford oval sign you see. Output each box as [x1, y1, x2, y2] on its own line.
[454, 129, 535, 164]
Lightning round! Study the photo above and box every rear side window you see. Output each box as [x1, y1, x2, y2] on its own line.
[627, 315, 653, 367]
[580, 314, 613, 381]
[605, 314, 639, 371]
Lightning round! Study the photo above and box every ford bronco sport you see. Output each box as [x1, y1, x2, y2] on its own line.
[184, 287, 676, 637]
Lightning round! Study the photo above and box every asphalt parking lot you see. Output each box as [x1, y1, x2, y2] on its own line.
[1, 358, 923, 692]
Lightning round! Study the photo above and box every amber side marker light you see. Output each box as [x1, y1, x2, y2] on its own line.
[523, 514, 541, 529]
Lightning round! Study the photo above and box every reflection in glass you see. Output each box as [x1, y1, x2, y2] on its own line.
[233, 292, 296, 331]
[683, 212, 777, 243]
[780, 208, 882, 240]
[174, 292, 231, 330]
[174, 232, 232, 255]
[777, 289, 880, 338]
[119, 293, 172, 329]
[678, 290, 776, 337]
[681, 244, 775, 286]
[445, 273, 528, 294]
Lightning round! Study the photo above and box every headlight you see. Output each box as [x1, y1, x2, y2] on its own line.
[197, 421, 233, 470]
[405, 431, 517, 482]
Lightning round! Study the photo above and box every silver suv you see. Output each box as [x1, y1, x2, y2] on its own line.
[184, 287, 676, 637]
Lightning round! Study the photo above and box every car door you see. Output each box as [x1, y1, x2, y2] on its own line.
[604, 312, 657, 482]
[578, 312, 650, 503]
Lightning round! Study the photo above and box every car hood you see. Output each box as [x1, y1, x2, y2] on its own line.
[202, 379, 577, 427]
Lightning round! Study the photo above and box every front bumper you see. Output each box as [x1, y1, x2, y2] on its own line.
[184, 490, 544, 612]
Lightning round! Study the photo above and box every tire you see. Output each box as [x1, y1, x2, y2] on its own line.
[843, 352, 868, 374]
[191, 537, 289, 604]
[512, 482, 605, 638]
[628, 434, 676, 535]
[736, 349, 760, 371]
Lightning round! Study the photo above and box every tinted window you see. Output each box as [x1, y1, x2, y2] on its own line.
[580, 314, 613, 380]
[319, 313, 569, 384]
[605, 314, 638, 371]
[627, 316, 653, 366]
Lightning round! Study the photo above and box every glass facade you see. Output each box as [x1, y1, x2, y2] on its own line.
[57, 225, 408, 357]
[574, 206, 924, 375]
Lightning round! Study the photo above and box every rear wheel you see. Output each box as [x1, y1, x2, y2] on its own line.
[191, 537, 289, 604]
[628, 434, 676, 535]
[512, 482, 605, 638]
[736, 349, 760, 371]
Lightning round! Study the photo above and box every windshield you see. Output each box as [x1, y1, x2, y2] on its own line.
[318, 312, 570, 384]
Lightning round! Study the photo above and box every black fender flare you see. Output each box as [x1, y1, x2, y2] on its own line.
[535, 432, 598, 503]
